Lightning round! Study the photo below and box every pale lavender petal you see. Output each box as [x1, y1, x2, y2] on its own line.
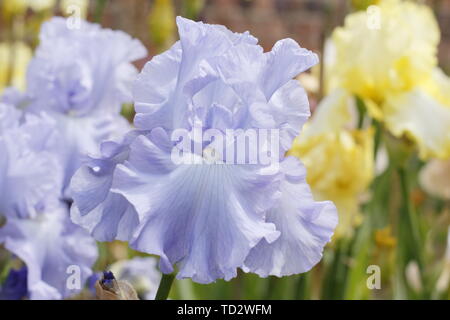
[55, 113, 131, 192]
[0, 205, 98, 300]
[133, 16, 260, 132]
[0, 111, 63, 219]
[112, 133, 280, 283]
[70, 132, 140, 241]
[27, 17, 147, 116]
[261, 38, 319, 99]
[244, 157, 338, 277]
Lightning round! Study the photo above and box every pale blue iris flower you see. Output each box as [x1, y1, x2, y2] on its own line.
[0, 16, 149, 299]
[71, 17, 338, 284]
[26, 17, 147, 190]
[0, 102, 98, 299]
[0, 103, 62, 219]
[0, 204, 97, 300]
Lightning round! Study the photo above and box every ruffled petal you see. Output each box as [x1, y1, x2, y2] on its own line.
[0, 102, 22, 132]
[112, 132, 280, 283]
[0, 205, 98, 300]
[301, 88, 354, 137]
[70, 132, 140, 241]
[28, 17, 147, 116]
[55, 113, 131, 191]
[384, 89, 450, 159]
[133, 42, 183, 131]
[261, 38, 319, 99]
[328, 0, 439, 104]
[0, 111, 63, 219]
[268, 80, 311, 153]
[244, 157, 338, 277]
[134, 16, 261, 132]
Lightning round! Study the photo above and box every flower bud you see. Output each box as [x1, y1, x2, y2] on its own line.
[95, 271, 139, 300]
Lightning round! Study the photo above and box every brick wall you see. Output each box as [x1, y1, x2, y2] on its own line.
[1, 0, 448, 71]
[200, 0, 450, 72]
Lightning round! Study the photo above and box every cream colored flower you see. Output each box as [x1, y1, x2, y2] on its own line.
[383, 67, 450, 160]
[1, 0, 56, 15]
[328, 0, 450, 160]
[419, 159, 450, 200]
[148, 0, 176, 51]
[27, 0, 56, 12]
[60, 0, 89, 19]
[289, 89, 374, 238]
[351, 0, 380, 11]
[329, 0, 439, 110]
[0, 42, 33, 92]
[384, 84, 450, 160]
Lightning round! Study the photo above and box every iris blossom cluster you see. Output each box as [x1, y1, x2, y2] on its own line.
[1, 14, 338, 299]
[0, 17, 146, 299]
[71, 17, 338, 284]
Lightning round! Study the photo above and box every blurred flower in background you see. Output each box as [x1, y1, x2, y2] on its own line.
[289, 89, 374, 238]
[26, 17, 146, 190]
[148, 0, 176, 52]
[419, 159, 450, 200]
[0, 104, 61, 219]
[0, 42, 32, 93]
[350, 0, 380, 10]
[60, 0, 89, 19]
[327, 0, 450, 160]
[1, 0, 55, 17]
[328, 0, 439, 106]
[0, 266, 28, 300]
[0, 207, 98, 300]
[109, 257, 161, 300]
[0, 15, 146, 300]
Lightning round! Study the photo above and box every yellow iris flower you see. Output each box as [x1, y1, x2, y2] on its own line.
[148, 0, 176, 51]
[329, 0, 439, 105]
[0, 42, 32, 93]
[383, 70, 450, 159]
[289, 89, 374, 238]
[1, 0, 56, 16]
[351, 0, 380, 11]
[60, 0, 89, 19]
[327, 0, 450, 159]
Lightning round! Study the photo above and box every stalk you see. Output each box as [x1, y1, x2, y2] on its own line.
[155, 273, 175, 300]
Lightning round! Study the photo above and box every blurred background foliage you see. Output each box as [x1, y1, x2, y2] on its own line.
[1, 0, 450, 300]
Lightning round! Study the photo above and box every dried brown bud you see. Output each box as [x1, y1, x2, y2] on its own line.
[95, 271, 139, 300]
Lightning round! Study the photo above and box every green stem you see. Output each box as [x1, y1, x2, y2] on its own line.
[322, 238, 351, 299]
[94, 0, 108, 23]
[398, 167, 423, 268]
[155, 273, 175, 300]
[264, 276, 278, 300]
[355, 96, 366, 129]
[397, 166, 426, 299]
[0, 258, 13, 283]
[373, 120, 382, 160]
[294, 272, 311, 300]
